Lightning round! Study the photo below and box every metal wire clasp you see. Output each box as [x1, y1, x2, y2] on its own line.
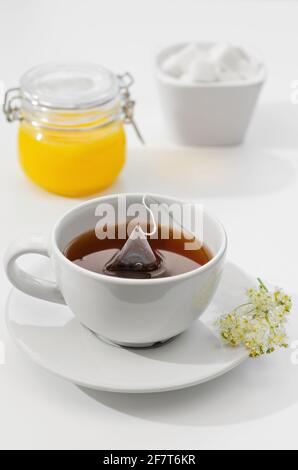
[118, 72, 145, 144]
[3, 87, 22, 122]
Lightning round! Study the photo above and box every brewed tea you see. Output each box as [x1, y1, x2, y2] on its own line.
[64, 224, 212, 279]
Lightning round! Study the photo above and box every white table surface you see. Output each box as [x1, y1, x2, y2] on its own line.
[1, 0, 298, 450]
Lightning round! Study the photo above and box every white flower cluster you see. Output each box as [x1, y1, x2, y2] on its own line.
[216, 279, 292, 358]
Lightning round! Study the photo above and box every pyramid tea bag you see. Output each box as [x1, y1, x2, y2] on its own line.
[104, 225, 166, 279]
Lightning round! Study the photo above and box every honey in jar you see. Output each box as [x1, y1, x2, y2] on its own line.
[4, 63, 139, 197]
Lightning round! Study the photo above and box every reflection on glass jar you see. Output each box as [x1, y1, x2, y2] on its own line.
[4, 63, 140, 197]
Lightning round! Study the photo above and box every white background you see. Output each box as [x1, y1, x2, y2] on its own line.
[1, 0, 298, 450]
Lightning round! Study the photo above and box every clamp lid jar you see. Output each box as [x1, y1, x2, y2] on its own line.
[4, 62, 142, 197]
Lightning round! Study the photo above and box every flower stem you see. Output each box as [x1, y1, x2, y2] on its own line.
[234, 302, 253, 312]
[257, 278, 268, 292]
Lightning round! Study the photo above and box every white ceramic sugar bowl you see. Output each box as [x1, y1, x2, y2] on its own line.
[156, 42, 266, 146]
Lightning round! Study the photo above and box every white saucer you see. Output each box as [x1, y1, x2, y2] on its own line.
[6, 260, 250, 393]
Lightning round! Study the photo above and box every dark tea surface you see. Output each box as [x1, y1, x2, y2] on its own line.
[64, 225, 212, 278]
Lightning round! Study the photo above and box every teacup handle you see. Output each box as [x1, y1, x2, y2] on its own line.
[4, 235, 65, 304]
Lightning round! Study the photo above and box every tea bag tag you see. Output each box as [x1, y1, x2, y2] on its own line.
[104, 224, 165, 278]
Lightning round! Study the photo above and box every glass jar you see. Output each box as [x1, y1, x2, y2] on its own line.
[4, 63, 142, 197]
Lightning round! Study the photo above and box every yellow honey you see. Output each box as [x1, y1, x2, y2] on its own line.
[4, 63, 136, 197]
[18, 121, 126, 197]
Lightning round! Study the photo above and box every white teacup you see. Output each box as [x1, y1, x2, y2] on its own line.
[4, 194, 227, 347]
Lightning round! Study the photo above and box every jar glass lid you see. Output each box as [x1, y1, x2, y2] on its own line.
[20, 62, 120, 110]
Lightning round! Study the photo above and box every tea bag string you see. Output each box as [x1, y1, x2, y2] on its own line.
[142, 194, 197, 243]
[142, 194, 157, 236]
